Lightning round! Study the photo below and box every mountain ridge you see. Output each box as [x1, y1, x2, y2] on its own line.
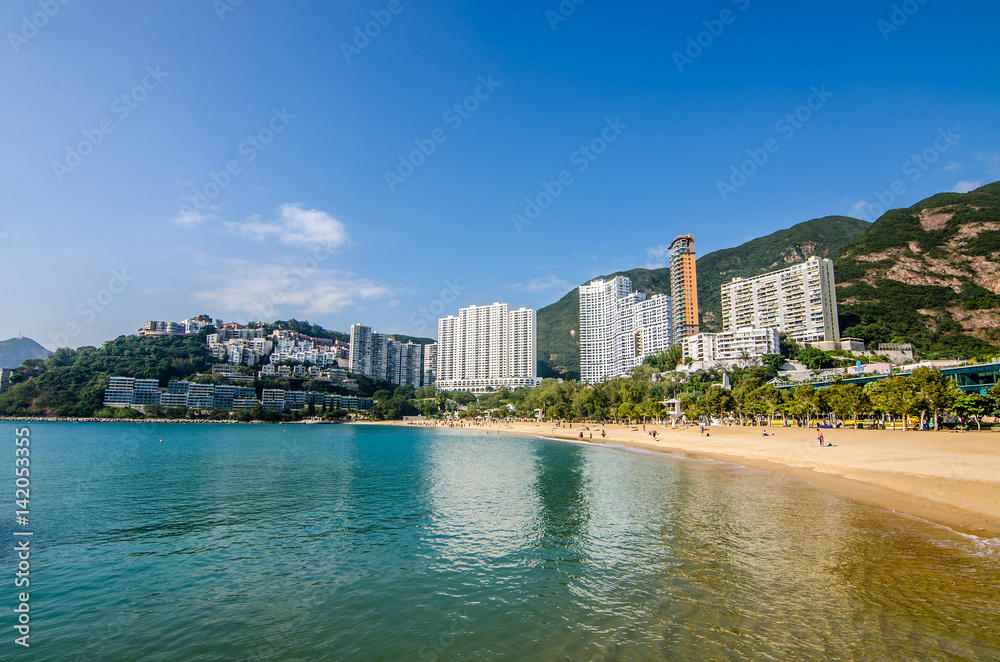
[0, 336, 53, 369]
[835, 180, 1000, 358]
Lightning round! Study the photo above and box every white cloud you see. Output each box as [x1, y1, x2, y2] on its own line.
[977, 152, 1000, 177]
[944, 161, 962, 171]
[512, 274, 571, 293]
[954, 180, 983, 194]
[192, 259, 392, 318]
[225, 203, 350, 249]
[172, 208, 214, 227]
[643, 244, 671, 269]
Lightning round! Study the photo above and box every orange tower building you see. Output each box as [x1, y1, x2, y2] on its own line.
[669, 234, 699, 342]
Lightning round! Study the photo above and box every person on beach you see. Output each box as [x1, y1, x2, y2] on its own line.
[817, 428, 824, 446]
[601, 430, 606, 438]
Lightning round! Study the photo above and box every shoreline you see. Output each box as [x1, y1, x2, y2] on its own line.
[365, 420, 1000, 539]
[0, 416, 347, 424]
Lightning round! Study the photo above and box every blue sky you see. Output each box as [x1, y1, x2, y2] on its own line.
[3, 0, 998, 349]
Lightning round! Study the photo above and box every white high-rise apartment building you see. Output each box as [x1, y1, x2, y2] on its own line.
[423, 343, 437, 386]
[580, 276, 631, 384]
[436, 303, 540, 393]
[721, 256, 840, 345]
[579, 276, 673, 383]
[397, 342, 423, 389]
[349, 323, 423, 388]
[682, 327, 780, 371]
[349, 323, 376, 378]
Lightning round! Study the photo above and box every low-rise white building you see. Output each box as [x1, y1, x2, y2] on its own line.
[682, 327, 780, 371]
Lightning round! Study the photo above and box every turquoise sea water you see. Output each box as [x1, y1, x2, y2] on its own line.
[2, 421, 999, 661]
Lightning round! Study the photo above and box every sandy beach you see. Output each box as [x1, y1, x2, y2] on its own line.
[375, 420, 1000, 538]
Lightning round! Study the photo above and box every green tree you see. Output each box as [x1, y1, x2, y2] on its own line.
[791, 384, 819, 425]
[825, 383, 869, 428]
[798, 347, 835, 370]
[868, 376, 920, 430]
[779, 334, 802, 360]
[760, 354, 786, 379]
[643, 345, 683, 372]
[751, 384, 785, 425]
[700, 386, 734, 422]
[951, 393, 991, 430]
[732, 377, 764, 425]
[909, 368, 960, 430]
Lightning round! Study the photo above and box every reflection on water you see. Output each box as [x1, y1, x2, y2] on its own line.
[532, 442, 589, 552]
[4, 422, 999, 661]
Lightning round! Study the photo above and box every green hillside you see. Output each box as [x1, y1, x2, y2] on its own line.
[537, 216, 870, 379]
[0, 317, 432, 417]
[835, 180, 1000, 358]
[0, 332, 210, 417]
[697, 216, 872, 330]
